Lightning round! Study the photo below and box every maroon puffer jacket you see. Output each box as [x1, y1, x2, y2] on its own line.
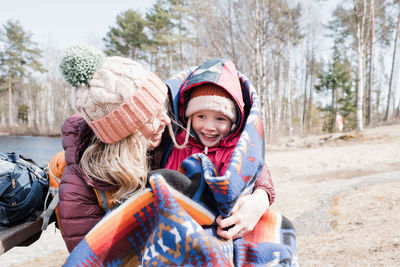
[58, 114, 119, 252]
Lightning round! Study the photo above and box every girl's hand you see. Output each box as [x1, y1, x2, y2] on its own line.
[216, 189, 269, 240]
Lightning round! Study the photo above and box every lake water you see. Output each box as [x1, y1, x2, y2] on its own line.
[0, 135, 63, 166]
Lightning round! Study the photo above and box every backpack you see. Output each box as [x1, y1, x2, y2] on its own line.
[41, 151, 114, 233]
[0, 152, 49, 227]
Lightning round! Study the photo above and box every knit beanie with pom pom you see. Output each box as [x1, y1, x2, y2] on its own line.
[60, 44, 168, 144]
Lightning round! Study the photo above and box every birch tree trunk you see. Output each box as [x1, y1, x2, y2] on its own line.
[385, 7, 400, 121]
[302, 43, 309, 136]
[254, 0, 271, 140]
[155, 47, 160, 76]
[287, 42, 292, 137]
[8, 72, 13, 126]
[254, 0, 262, 97]
[308, 54, 315, 131]
[355, 0, 367, 131]
[168, 41, 173, 78]
[356, 38, 365, 131]
[275, 53, 282, 131]
[228, 0, 237, 63]
[262, 0, 274, 139]
[368, 0, 375, 126]
[46, 81, 54, 132]
[0, 114, 5, 126]
[178, 21, 184, 70]
[376, 52, 384, 116]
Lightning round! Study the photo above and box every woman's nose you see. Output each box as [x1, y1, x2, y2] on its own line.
[160, 110, 171, 125]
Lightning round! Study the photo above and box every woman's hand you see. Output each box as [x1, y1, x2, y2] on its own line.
[216, 189, 270, 240]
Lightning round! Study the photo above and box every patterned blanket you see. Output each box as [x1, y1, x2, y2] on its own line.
[64, 158, 297, 266]
[63, 68, 298, 266]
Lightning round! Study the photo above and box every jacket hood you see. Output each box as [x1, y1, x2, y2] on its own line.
[178, 58, 245, 140]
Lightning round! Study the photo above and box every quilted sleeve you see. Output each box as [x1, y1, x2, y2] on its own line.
[253, 163, 275, 206]
[58, 166, 105, 252]
[58, 115, 105, 252]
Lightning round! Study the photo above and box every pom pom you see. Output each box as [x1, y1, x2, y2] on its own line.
[59, 44, 105, 87]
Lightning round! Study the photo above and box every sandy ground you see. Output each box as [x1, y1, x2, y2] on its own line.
[268, 122, 400, 266]
[1, 123, 399, 266]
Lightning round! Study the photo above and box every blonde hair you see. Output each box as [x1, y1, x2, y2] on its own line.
[80, 131, 149, 203]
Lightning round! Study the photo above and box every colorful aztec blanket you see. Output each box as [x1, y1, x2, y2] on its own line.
[64, 65, 298, 266]
[64, 156, 297, 266]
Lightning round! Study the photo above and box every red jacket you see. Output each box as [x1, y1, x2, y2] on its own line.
[165, 59, 275, 202]
[165, 60, 244, 175]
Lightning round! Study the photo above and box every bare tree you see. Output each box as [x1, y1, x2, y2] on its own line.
[385, 4, 400, 121]
[368, 0, 375, 126]
[354, 0, 368, 131]
[301, 40, 310, 136]
[308, 54, 317, 132]
[286, 41, 293, 137]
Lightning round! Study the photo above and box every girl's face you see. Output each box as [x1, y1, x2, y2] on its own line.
[139, 108, 171, 149]
[192, 110, 232, 147]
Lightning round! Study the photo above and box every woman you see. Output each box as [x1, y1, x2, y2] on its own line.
[58, 44, 171, 252]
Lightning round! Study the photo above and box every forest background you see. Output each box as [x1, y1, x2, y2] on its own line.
[1, 0, 400, 142]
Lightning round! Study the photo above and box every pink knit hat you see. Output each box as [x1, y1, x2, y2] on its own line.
[61, 45, 168, 144]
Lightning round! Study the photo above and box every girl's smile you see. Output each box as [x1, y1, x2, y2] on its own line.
[192, 110, 232, 147]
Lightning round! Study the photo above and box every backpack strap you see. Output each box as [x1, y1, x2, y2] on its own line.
[94, 189, 115, 212]
[42, 160, 62, 231]
[47, 164, 61, 185]
[41, 152, 65, 231]
[42, 188, 114, 231]
[41, 150, 115, 232]
[41, 189, 59, 231]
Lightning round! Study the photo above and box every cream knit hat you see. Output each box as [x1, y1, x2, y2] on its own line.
[60, 44, 168, 144]
[185, 84, 237, 122]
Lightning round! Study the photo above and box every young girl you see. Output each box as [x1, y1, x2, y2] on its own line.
[58, 44, 171, 252]
[165, 58, 275, 239]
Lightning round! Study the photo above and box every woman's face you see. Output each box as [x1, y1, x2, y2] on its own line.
[139, 108, 171, 149]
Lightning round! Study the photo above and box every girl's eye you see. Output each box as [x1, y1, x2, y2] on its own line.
[197, 114, 205, 119]
[217, 117, 227, 121]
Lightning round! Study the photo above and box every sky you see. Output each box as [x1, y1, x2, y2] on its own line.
[0, 0, 155, 50]
[0, 0, 336, 54]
